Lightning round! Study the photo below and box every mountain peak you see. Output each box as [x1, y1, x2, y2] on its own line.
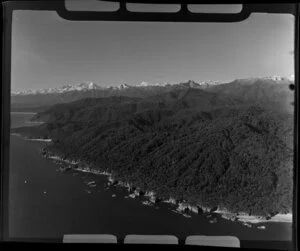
[262, 76, 285, 81]
[139, 81, 150, 87]
[118, 83, 130, 89]
[179, 80, 201, 88]
[288, 74, 294, 81]
[88, 82, 97, 89]
[12, 82, 102, 95]
[137, 81, 169, 87]
[232, 76, 293, 84]
[59, 82, 102, 92]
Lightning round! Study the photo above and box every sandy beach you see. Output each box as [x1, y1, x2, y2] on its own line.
[215, 209, 292, 224]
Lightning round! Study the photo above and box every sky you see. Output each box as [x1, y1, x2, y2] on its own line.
[11, 8, 295, 92]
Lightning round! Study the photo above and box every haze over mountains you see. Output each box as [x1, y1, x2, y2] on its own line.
[11, 77, 293, 112]
[11, 80, 218, 96]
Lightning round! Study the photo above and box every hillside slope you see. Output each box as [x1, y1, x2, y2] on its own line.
[11, 79, 294, 217]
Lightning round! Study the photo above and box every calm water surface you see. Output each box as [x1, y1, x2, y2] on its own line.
[9, 113, 293, 247]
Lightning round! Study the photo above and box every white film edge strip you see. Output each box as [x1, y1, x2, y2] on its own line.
[63, 234, 240, 247]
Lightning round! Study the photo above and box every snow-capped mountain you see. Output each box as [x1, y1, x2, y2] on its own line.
[136, 81, 169, 87]
[179, 80, 200, 88]
[258, 75, 295, 82]
[11, 76, 293, 112]
[288, 74, 295, 81]
[12, 82, 102, 96]
[262, 76, 286, 81]
[116, 83, 130, 89]
[178, 79, 221, 88]
[138, 81, 150, 87]
[199, 80, 221, 86]
[11, 76, 292, 97]
[12, 81, 173, 95]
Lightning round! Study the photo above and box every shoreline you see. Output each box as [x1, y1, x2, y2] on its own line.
[42, 151, 293, 225]
[27, 138, 52, 142]
[214, 209, 292, 224]
[10, 133, 52, 142]
[11, 133, 293, 225]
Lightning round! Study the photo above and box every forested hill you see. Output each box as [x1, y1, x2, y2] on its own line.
[11, 79, 294, 217]
[29, 88, 242, 124]
[206, 78, 293, 113]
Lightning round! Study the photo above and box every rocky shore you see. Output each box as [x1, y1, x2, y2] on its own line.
[38, 146, 293, 226]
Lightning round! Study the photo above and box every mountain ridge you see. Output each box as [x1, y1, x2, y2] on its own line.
[12, 76, 292, 96]
[11, 77, 293, 113]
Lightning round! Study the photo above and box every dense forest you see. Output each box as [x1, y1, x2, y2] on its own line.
[11, 79, 294, 217]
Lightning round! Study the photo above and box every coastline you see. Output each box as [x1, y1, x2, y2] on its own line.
[236, 213, 292, 224]
[214, 209, 292, 224]
[11, 133, 293, 225]
[41, 149, 293, 225]
[27, 138, 52, 142]
[10, 133, 52, 142]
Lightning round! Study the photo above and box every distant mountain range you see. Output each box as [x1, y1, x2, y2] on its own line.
[11, 77, 293, 112]
[11, 76, 293, 96]
[11, 80, 220, 96]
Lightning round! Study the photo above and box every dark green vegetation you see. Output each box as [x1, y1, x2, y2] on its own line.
[11, 78, 294, 217]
